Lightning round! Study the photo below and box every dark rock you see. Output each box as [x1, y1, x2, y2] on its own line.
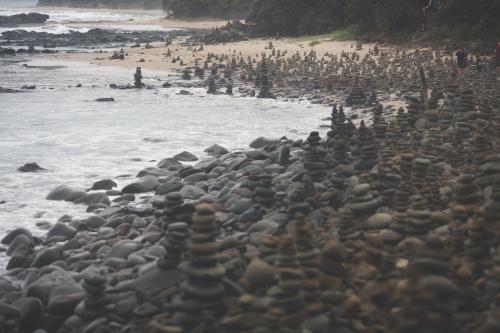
[249, 137, 280, 149]
[204, 144, 229, 157]
[157, 157, 183, 169]
[74, 192, 110, 206]
[173, 151, 198, 162]
[95, 97, 114, 102]
[90, 179, 117, 191]
[46, 223, 77, 240]
[155, 181, 183, 195]
[31, 246, 62, 267]
[18, 162, 45, 172]
[122, 175, 159, 194]
[46, 185, 86, 202]
[2, 228, 33, 245]
[0, 13, 49, 26]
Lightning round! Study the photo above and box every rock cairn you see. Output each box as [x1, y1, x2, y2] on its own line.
[1, 45, 499, 333]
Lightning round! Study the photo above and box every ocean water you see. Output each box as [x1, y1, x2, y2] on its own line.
[0, 57, 329, 267]
[0, 1, 166, 35]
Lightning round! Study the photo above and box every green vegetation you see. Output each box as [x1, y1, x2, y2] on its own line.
[329, 26, 355, 41]
[161, 0, 500, 46]
[37, 0, 162, 9]
[308, 40, 322, 47]
[161, 0, 251, 19]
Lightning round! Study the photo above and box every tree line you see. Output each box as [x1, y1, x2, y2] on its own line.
[162, 0, 500, 42]
[37, 0, 162, 10]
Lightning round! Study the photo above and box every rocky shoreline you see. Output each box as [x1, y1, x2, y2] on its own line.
[1, 46, 500, 332]
[1, 11, 500, 332]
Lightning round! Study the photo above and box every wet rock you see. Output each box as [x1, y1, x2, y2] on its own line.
[173, 151, 198, 162]
[157, 157, 183, 169]
[90, 179, 117, 191]
[95, 97, 114, 102]
[18, 162, 45, 172]
[1, 227, 33, 245]
[204, 144, 229, 157]
[0, 13, 49, 26]
[249, 137, 280, 149]
[46, 185, 86, 202]
[46, 223, 77, 240]
[122, 175, 159, 194]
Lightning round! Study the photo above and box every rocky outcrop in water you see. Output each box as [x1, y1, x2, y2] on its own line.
[0, 13, 49, 27]
[0, 28, 188, 48]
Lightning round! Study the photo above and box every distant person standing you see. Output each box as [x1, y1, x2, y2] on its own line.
[420, 0, 432, 32]
[496, 42, 500, 68]
[456, 47, 468, 74]
[475, 56, 483, 72]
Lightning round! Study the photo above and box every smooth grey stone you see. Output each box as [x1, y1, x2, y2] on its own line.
[204, 144, 228, 157]
[0, 302, 20, 318]
[86, 216, 107, 229]
[90, 179, 117, 191]
[18, 162, 45, 172]
[127, 254, 147, 266]
[132, 217, 147, 228]
[249, 137, 280, 149]
[46, 223, 76, 239]
[109, 266, 182, 293]
[179, 185, 205, 199]
[122, 175, 159, 194]
[184, 172, 209, 183]
[105, 241, 140, 260]
[2, 227, 33, 245]
[229, 198, 253, 214]
[157, 157, 182, 169]
[31, 246, 62, 267]
[136, 167, 171, 177]
[7, 234, 33, 256]
[103, 217, 125, 229]
[106, 189, 122, 196]
[155, 181, 183, 195]
[7, 245, 31, 270]
[112, 194, 135, 203]
[173, 151, 198, 162]
[46, 185, 86, 202]
[74, 192, 110, 206]
[195, 157, 220, 172]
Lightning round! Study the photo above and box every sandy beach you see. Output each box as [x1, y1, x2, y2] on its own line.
[47, 35, 376, 73]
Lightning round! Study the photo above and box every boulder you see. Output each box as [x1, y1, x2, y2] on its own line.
[173, 151, 198, 162]
[90, 179, 117, 191]
[46, 185, 86, 202]
[249, 137, 280, 149]
[46, 223, 77, 240]
[18, 162, 45, 172]
[74, 192, 110, 206]
[122, 176, 159, 194]
[157, 158, 183, 169]
[204, 144, 229, 157]
[0, 13, 49, 27]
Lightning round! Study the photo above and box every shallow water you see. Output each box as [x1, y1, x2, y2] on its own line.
[0, 3, 166, 35]
[0, 56, 329, 268]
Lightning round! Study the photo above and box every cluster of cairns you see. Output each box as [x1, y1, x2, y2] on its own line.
[0, 44, 499, 333]
[175, 44, 497, 108]
[110, 49, 125, 60]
